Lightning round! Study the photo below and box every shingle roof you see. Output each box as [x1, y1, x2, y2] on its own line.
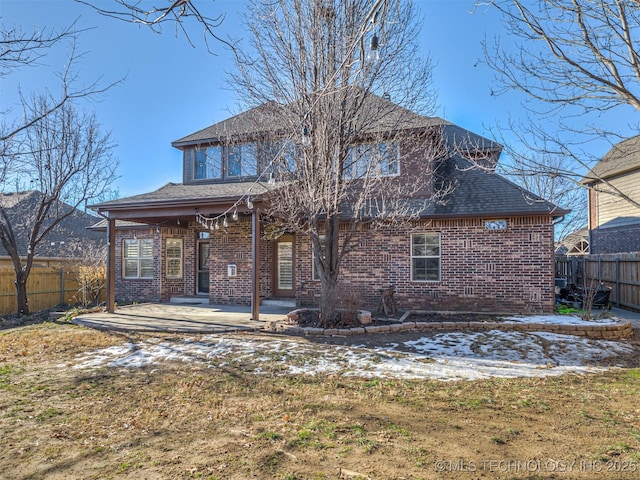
[583, 135, 640, 183]
[427, 156, 565, 217]
[0, 190, 104, 257]
[171, 91, 498, 149]
[93, 157, 565, 219]
[91, 181, 274, 209]
[172, 102, 288, 146]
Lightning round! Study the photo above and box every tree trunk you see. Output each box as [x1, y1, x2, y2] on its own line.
[14, 272, 29, 315]
[319, 272, 338, 328]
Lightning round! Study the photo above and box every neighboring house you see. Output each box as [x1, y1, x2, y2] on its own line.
[92, 94, 567, 315]
[0, 190, 105, 267]
[582, 136, 640, 254]
[555, 227, 590, 256]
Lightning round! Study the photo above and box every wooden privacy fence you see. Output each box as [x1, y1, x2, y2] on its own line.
[555, 253, 640, 312]
[0, 267, 106, 316]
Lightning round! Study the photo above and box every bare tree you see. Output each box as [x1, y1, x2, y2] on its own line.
[1, 19, 120, 314]
[498, 151, 588, 239]
[0, 101, 116, 315]
[74, 0, 236, 52]
[229, 0, 445, 321]
[481, 0, 640, 216]
[485, 0, 640, 113]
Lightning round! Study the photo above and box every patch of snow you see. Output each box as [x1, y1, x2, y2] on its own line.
[502, 314, 619, 325]
[73, 329, 635, 381]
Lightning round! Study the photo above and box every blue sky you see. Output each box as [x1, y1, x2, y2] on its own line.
[2, 0, 634, 199]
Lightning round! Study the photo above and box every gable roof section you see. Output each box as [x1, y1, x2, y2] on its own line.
[172, 91, 500, 152]
[583, 135, 640, 183]
[172, 102, 288, 146]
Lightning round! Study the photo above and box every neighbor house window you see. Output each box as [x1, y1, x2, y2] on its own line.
[123, 239, 154, 279]
[411, 233, 440, 281]
[344, 142, 399, 178]
[312, 235, 326, 281]
[228, 143, 257, 177]
[194, 146, 222, 180]
[165, 238, 183, 279]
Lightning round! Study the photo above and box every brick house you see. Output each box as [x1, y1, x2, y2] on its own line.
[583, 136, 640, 254]
[93, 94, 567, 317]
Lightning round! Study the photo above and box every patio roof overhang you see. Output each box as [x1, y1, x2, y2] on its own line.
[98, 194, 264, 321]
[93, 196, 261, 227]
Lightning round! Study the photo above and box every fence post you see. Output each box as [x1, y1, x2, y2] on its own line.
[597, 257, 602, 282]
[615, 257, 620, 308]
[60, 268, 65, 305]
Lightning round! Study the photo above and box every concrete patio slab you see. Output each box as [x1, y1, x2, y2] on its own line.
[73, 303, 290, 333]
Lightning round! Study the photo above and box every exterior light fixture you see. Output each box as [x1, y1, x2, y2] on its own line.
[367, 33, 380, 62]
[223, 216, 228, 228]
[301, 126, 311, 146]
[214, 219, 220, 230]
[268, 171, 276, 185]
[246, 197, 253, 210]
[232, 209, 238, 221]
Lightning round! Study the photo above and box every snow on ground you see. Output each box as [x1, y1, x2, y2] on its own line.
[501, 314, 619, 325]
[72, 327, 635, 381]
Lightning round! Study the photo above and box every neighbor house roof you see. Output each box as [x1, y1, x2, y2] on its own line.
[0, 190, 104, 257]
[582, 135, 640, 183]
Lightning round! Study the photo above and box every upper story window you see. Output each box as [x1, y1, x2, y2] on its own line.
[190, 143, 257, 181]
[263, 140, 296, 176]
[344, 142, 400, 179]
[188, 140, 300, 183]
[194, 146, 222, 180]
[228, 143, 257, 177]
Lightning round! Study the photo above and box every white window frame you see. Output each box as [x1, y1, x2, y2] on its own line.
[411, 233, 441, 282]
[123, 238, 154, 279]
[165, 238, 183, 279]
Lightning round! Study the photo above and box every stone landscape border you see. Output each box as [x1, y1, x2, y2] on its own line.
[263, 309, 635, 340]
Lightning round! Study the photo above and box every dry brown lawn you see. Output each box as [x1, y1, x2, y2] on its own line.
[1, 322, 639, 479]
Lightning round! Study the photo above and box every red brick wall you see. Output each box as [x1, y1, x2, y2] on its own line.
[296, 216, 555, 314]
[115, 214, 555, 314]
[114, 228, 161, 303]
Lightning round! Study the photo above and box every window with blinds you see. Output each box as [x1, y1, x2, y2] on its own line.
[123, 239, 154, 278]
[277, 241, 293, 290]
[165, 238, 183, 279]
